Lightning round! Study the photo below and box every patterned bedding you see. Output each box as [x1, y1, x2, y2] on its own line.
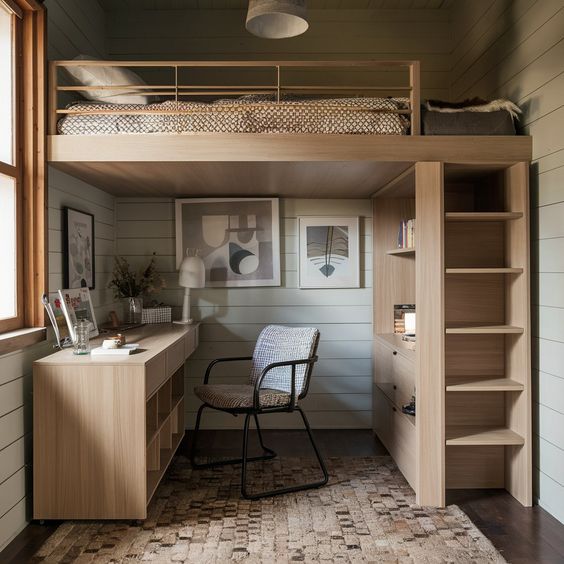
[57, 96, 411, 135]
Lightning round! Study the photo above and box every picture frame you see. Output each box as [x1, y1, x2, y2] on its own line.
[175, 198, 280, 288]
[63, 207, 95, 290]
[58, 288, 99, 341]
[298, 216, 360, 289]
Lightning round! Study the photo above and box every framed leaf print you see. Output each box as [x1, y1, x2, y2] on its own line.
[298, 216, 360, 289]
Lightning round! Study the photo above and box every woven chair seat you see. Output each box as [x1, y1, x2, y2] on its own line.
[194, 384, 291, 410]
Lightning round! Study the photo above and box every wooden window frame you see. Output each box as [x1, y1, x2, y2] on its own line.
[0, 0, 46, 353]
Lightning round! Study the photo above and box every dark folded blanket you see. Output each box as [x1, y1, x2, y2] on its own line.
[422, 108, 516, 135]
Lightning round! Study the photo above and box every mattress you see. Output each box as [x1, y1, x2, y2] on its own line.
[57, 96, 411, 136]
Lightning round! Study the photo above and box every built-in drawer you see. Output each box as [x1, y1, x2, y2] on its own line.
[373, 384, 416, 489]
[392, 352, 416, 409]
[184, 326, 197, 359]
[167, 338, 185, 377]
[146, 352, 166, 399]
[374, 337, 415, 409]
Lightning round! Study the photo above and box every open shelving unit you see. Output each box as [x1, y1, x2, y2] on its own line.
[146, 367, 185, 504]
[442, 162, 531, 502]
[372, 160, 531, 508]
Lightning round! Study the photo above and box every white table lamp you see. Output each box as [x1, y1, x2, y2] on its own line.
[174, 250, 205, 325]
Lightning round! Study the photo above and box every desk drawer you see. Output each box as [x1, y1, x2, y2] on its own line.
[184, 327, 197, 359]
[146, 352, 166, 399]
[167, 338, 185, 377]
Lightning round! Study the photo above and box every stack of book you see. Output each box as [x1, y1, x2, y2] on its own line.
[397, 218, 416, 249]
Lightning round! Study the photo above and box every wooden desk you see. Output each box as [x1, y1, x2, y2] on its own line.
[33, 323, 199, 520]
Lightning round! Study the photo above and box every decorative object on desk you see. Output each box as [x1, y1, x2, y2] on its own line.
[72, 319, 91, 355]
[175, 198, 280, 287]
[397, 218, 415, 250]
[58, 288, 99, 342]
[246, 0, 308, 39]
[394, 304, 415, 334]
[108, 254, 165, 323]
[102, 334, 126, 349]
[142, 304, 172, 324]
[298, 216, 359, 288]
[63, 207, 95, 289]
[91, 343, 140, 356]
[402, 395, 416, 417]
[174, 249, 205, 325]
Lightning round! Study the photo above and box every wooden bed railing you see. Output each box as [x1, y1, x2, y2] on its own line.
[48, 60, 421, 135]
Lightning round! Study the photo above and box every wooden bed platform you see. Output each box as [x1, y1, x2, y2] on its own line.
[48, 134, 532, 198]
[47, 59, 532, 197]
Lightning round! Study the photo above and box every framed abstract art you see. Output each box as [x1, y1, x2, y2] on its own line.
[175, 198, 280, 287]
[63, 207, 95, 289]
[298, 216, 360, 288]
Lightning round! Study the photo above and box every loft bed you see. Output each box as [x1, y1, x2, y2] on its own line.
[47, 59, 532, 198]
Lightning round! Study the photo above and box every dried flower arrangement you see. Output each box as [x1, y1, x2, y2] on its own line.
[108, 254, 165, 299]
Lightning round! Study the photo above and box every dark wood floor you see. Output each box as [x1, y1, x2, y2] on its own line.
[2, 430, 564, 564]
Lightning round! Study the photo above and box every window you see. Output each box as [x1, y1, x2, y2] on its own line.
[0, 1, 22, 333]
[0, 0, 46, 347]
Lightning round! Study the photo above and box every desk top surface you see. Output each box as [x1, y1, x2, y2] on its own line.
[34, 323, 198, 367]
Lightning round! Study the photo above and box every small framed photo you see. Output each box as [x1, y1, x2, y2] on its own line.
[299, 216, 360, 289]
[64, 207, 95, 289]
[58, 288, 99, 341]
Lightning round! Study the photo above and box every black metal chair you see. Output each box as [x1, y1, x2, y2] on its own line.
[190, 325, 329, 499]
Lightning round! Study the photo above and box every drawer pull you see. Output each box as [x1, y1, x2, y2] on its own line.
[393, 385, 397, 390]
[392, 350, 398, 356]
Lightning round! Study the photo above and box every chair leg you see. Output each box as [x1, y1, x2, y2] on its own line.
[189, 403, 206, 467]
[190, 406, 277, 469]
[241, 406, 329, 500]
[253, 413, 277, 460]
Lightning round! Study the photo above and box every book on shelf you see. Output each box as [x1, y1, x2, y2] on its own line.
[397, 218, 416, 249]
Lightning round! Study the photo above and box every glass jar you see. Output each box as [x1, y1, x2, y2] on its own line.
[126, 296, 143, 324]
[73, 319, 91, 355]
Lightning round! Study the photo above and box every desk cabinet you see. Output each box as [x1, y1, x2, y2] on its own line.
[33, 323, 199, 520]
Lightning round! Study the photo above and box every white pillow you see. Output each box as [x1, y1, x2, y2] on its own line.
[64, 55, 151, 105]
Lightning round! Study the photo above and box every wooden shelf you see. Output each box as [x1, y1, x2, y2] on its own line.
[386, 247, 415, 255]
[446, 325, 524, 334]
[445, 212, 523, 222]
[446, 426, 525, 446]
[146, 431, 183, 504]
[445, 267, 523, 274]
[446, 377, 524, 392]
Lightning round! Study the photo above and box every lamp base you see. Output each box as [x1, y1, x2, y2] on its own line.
[173, 319, 194, 325]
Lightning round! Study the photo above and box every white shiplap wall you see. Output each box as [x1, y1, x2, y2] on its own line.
[116, 198, 373, 429]
[0, 1, 109, 550]
[451, 0, 564, 524]
[0, 169, 117, 550]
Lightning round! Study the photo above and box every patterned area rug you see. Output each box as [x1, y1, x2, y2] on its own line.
[32, 456, 505, 563]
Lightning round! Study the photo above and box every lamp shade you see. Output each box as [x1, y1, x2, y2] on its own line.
[246, 0, 308, 39]
[178, 254, 205, 288]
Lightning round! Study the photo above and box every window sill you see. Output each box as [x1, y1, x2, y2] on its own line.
[0, 327, 47, 356]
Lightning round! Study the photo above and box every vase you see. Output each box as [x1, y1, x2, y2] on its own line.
[125, 296, 143, 324]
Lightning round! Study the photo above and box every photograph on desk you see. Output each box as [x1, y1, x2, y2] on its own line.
[58, 288, 99, 341]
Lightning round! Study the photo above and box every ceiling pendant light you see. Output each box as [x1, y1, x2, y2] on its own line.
[246, 0, 309, 39]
